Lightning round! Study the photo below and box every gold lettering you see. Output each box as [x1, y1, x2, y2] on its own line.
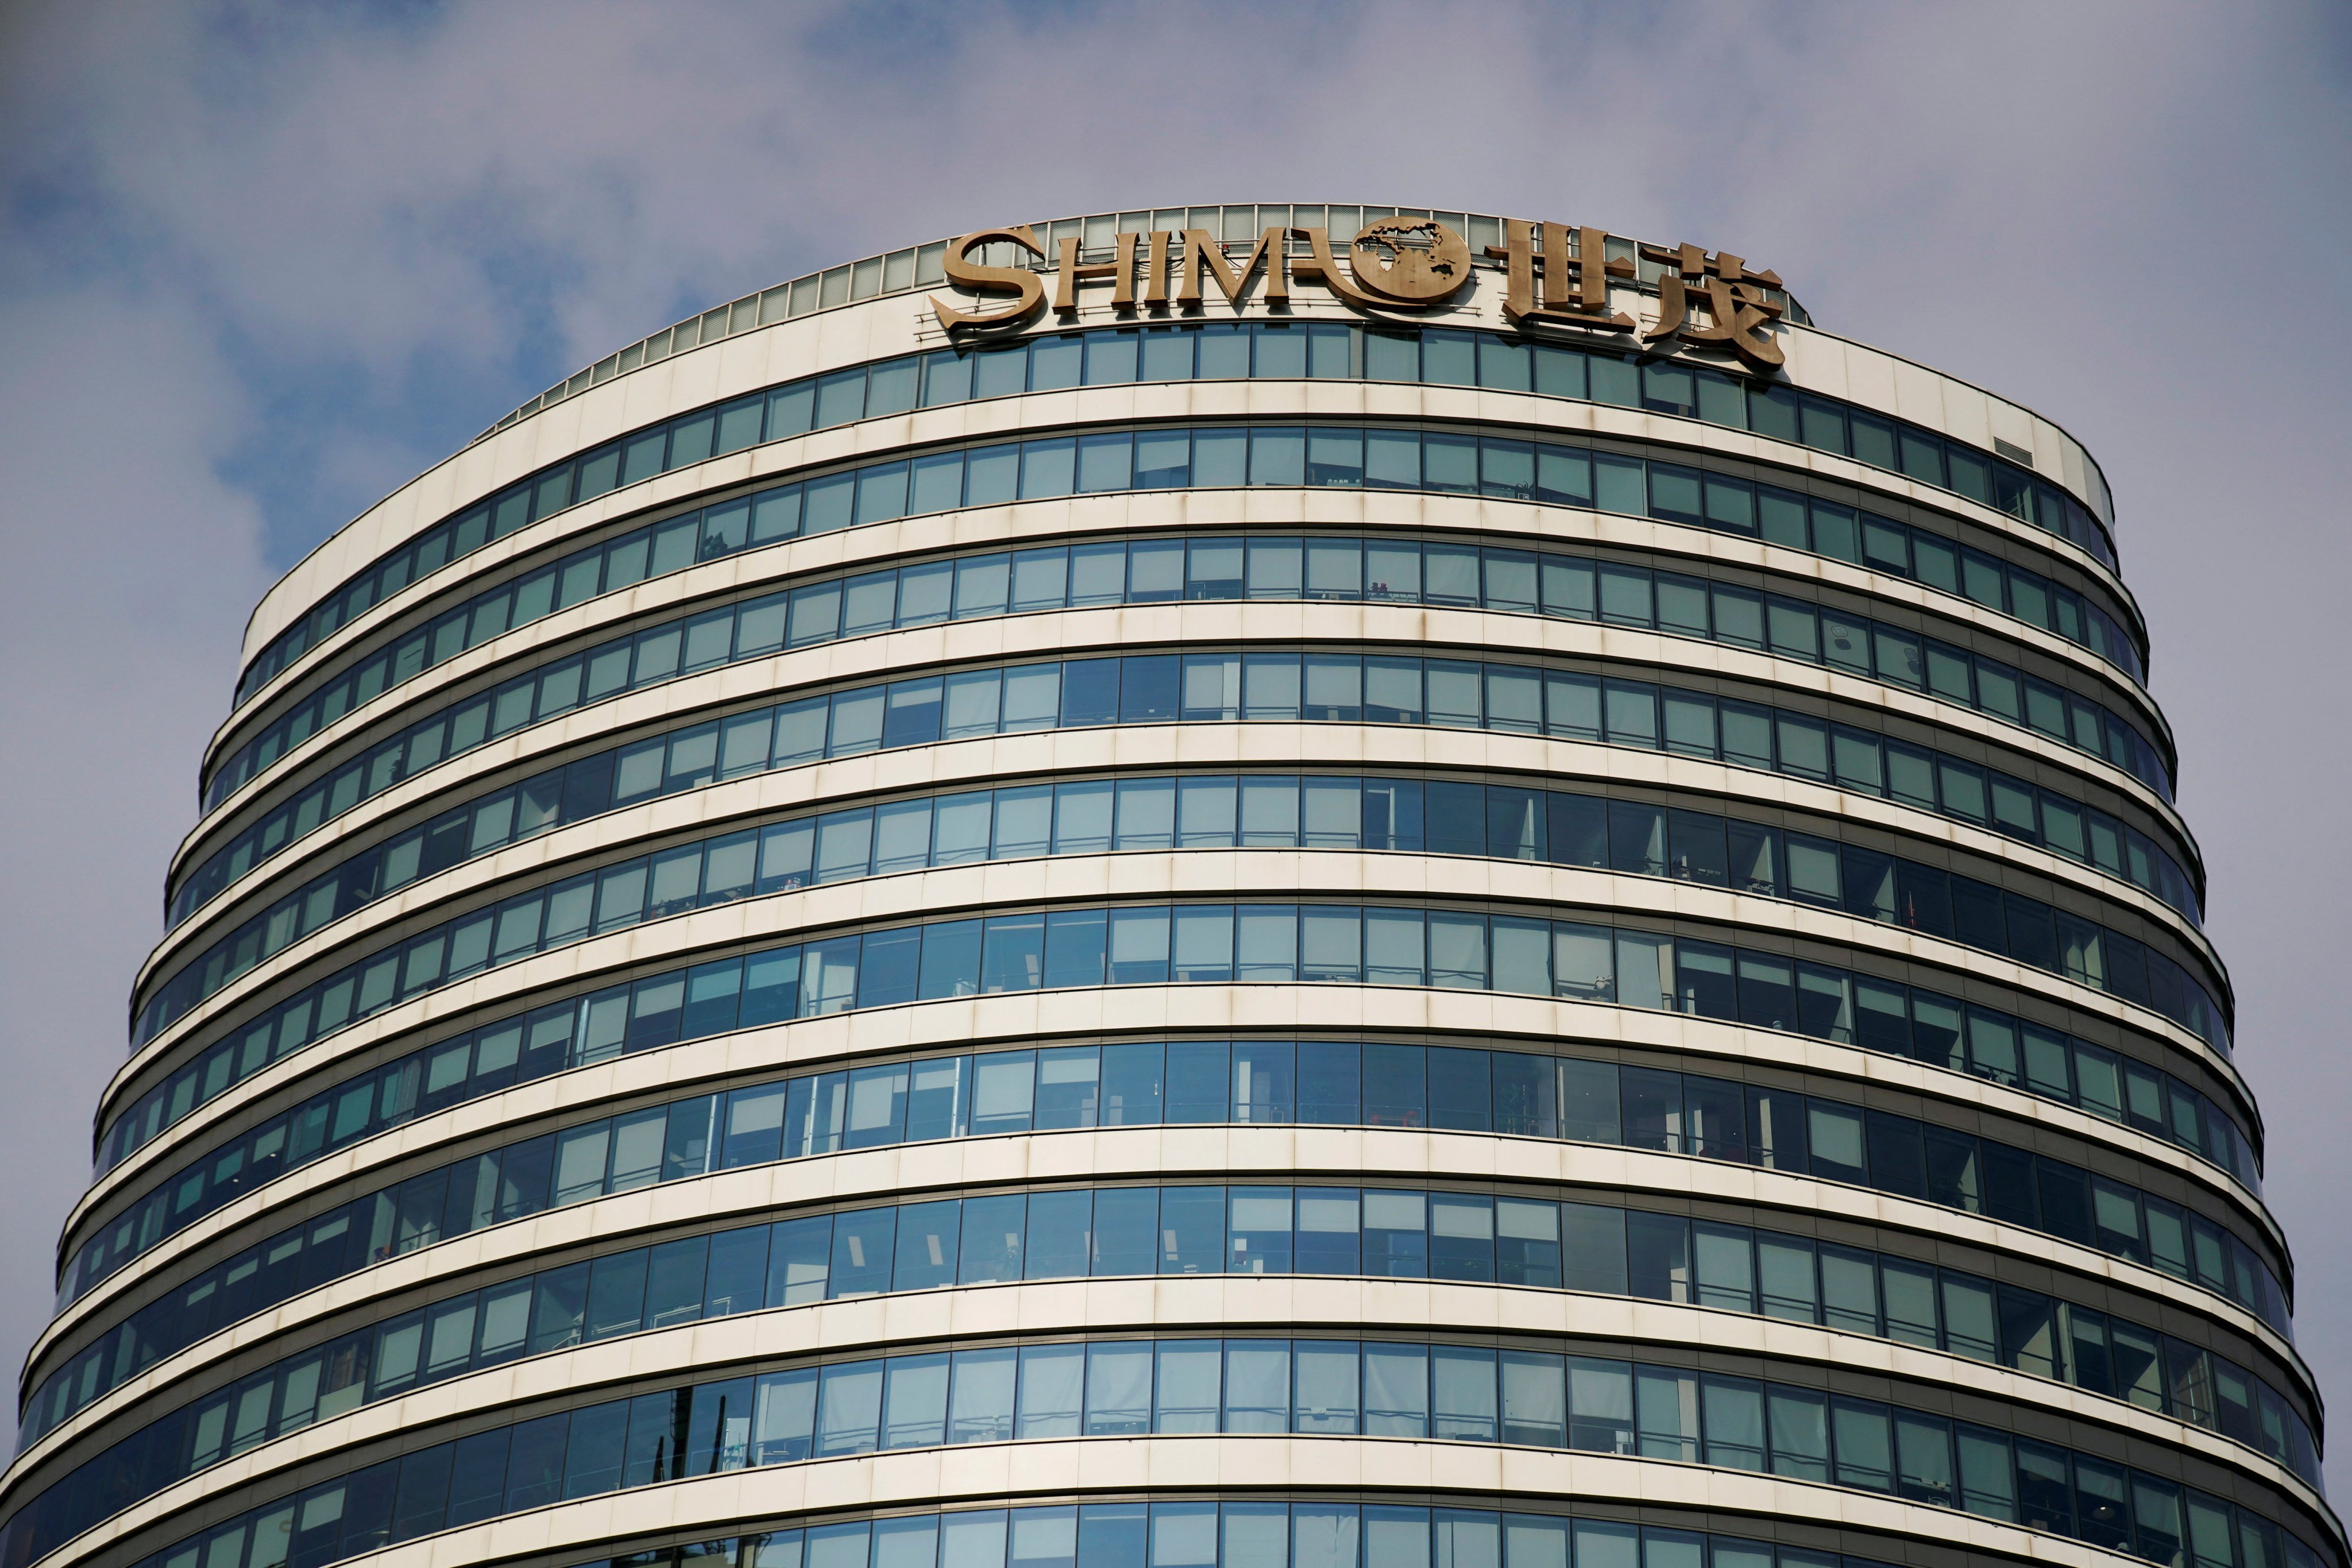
[1143, 230, 1173, 308]
[931, 226, 1047, 332]
[1347, 217, 1470, 305]
[1055, 231, 1137, 316]
[932, 214, 1785, 366]
[1484, 221, 1633, 331]
[1640, 242, 1786, 369]
[1643, 243, 1706, 341]
[1175, 227, 1291, 308]
[1577, 226, 1635, 319]
[1490, 219, 1539, 321]
[1539, 222, 1575, 311]
[1289, 227, 1381, 310]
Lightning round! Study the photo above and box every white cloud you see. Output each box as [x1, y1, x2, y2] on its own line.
[0, 279, 271, 1346]
[5, 0, 2350, 1494]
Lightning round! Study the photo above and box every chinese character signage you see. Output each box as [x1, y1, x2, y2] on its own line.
[930, 215, 1788, 370]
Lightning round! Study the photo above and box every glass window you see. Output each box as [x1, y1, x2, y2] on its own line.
[1020, 438, 1076, 498]
[1155, 1341, 1221, 1430]
[1251, 428, 1306, 486]
[1366, 430, 1420, 489]
[1077, 432, 1132, 493]
[1423, 329, 1476, 385]
[1134, 430, 1190, 489]
[1304, 430, 1364, 490]
[1015, 1344, 1083, 1438]
[1589, 353, 1639, 408]
[1140, 328, 1194, 382]
[1029, 335, 1083, 391]
[1253, 323, 1308, 379]
[1198, 324, 1250, 379]
[1477, 334, 1531, 392]
[1364, 1342, 1430, 1435]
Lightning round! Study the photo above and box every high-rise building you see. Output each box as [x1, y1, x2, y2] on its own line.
[8, 206, 2334, 1568]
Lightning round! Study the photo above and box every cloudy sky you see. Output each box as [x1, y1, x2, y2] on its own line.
[2, 0, 2347, 1490]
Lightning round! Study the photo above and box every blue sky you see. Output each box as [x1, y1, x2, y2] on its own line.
[3, 0, 2350, 1490]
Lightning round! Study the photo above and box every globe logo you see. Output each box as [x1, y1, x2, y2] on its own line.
[1348, 215, 1472, 304]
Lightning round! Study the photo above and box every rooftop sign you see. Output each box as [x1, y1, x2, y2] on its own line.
[931, 217, 1789, 370]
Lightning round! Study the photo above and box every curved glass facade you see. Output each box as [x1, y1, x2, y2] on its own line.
[134, 644, 2227, 1053]
[14, 209, 2332, 1568]
[180, 496, 2169, 934]
[89, 773, 2253, 1262]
